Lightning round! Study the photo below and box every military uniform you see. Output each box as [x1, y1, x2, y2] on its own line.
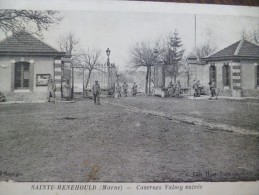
[92, 82, 101, 105]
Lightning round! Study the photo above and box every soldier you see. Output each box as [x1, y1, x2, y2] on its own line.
[132, 82, 138, 96]
[122, 82, 128, 97]
[193, 80, 200, 97]
[47, 78, 56, 103]
[209, 79, 216, 100]
[115, 83, 122, 98]
[0, 91, 6, 102]
[92, 80, 101, 105]
[62, 79, 70, 101]
[175, 80, 181, 97]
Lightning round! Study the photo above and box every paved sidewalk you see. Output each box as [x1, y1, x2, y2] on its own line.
[186, 95, 259, 103]
[0, 100, 76, 104]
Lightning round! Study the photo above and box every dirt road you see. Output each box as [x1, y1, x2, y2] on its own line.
[0, 96, 258, 182]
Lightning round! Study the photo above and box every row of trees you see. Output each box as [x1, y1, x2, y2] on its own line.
[130, 30, 185, 94]
[130, 30, 218, 94]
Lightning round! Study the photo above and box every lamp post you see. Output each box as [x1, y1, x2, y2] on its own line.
[106, 48, 111, 90]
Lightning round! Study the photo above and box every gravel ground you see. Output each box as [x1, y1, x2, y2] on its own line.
[0, 97, 258, 182]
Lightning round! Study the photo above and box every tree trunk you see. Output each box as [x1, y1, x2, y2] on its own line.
[173, 74, 177, 83]
[148, 66, 152, 94]
[187, 71, 190, 86]
[162, 65, 166, 87]
[145, 66, 149, 94]
[82, 69, 85, 98]
[85, 70, 92, 89]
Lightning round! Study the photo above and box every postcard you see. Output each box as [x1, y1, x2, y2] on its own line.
[0, 0, 258, 194]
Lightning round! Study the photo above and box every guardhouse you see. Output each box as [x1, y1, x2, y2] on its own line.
[0, 32, 71, 101]
[188, 39, 259, 97]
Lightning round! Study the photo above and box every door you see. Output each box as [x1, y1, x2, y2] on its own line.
[209, 64, 217, 86]
[15, 62, 30, 89]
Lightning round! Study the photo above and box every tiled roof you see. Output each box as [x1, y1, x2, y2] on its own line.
[205, 39, 259, 60]
[0, 31, 64, 56]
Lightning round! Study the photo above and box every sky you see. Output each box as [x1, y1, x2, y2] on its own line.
[1, 1, 259, 71]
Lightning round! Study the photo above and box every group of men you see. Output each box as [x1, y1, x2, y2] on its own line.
[47, 78, 138, 105]
[192, 80, 202, 97]
[92, 81, 138, 105]
[47, 78, 70, 103]
[167, 80, 181, 97]
[192, 79, 217, 99]
[114, 82, 138, 98]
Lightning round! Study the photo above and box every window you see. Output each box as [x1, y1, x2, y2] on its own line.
[223, 63, 230, 86]
[209, 63, 216, 83]
[15, 62, 30, 89]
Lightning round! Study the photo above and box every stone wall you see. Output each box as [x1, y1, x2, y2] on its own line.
[4, 92, 48, 102]
[242, 89, 259, 98]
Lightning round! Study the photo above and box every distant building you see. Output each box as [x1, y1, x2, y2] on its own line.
[0, 32, 71, 101]
[187, 39, 259, 97]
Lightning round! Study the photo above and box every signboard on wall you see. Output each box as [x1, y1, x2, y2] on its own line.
[36, 74, 50, 86]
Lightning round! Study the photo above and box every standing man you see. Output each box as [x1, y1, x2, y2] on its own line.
[115, 83, 122, 98]
[62, 79, 70, 101]
[193, 80, 200, 97]
[92, 80, 101, 105]
[122, 82, 128, 97]
[175, 80, 181, 97]
[0, 91, 6, 102]
[209, 79, 216, 100]
[132, 82, 138, 96]
[48, 78, 56, 103]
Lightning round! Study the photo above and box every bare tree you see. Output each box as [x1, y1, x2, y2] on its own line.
[194, 41, 217, 59]
[184, 41, 217, 86]
[130, 42, 157, 94]
[0, 10, 61, 36]
[74, 48, 104, 91]
[58, 32, 79, 55]
[57, 32, 79, 98]
[241, 29, 259, 44]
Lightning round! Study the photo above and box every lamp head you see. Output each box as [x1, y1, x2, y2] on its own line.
[106, 48, 111, 56]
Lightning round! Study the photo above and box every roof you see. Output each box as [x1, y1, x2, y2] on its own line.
[204, 39, 259, 61]
[0, 31, 65, 56]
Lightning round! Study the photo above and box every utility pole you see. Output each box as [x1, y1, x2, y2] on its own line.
[83, 69, 85, 98]
[195, 14, 197, 50]
[71, 66, 74, 98]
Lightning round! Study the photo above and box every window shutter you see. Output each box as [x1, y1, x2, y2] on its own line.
[257, 65, 259, 88]
[209, 66, 212, 81]
[222, 65, 226, 86]
[231, 66, 232, 89]
[214, 66, 217, 85]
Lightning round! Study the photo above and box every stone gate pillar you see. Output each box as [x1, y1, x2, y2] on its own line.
[54, 58, 62, 100]
[61, 56, 72, 98]
[232, 62, 242, 97]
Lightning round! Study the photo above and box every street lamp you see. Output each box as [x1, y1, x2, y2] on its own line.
[106, 48, 111, 89]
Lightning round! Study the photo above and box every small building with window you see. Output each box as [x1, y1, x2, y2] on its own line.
[0, 32, 71, 101]
[188, 39, 259, 97]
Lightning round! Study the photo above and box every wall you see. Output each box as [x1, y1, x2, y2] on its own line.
[241, 60, 257, 89]
[188, 59, 259, 97]
[33, 56, 55, 92]
[0, 55, 57, 101]
[0, 56, 54, 93]
[0, 56, 12, 92]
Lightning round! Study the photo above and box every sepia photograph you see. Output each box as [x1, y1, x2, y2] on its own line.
[0, 0, 258, 193]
